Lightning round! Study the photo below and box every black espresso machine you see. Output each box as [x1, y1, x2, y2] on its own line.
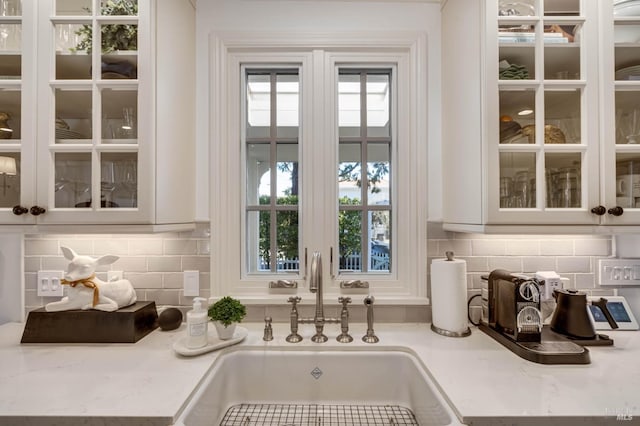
[479, 269, 591, 364]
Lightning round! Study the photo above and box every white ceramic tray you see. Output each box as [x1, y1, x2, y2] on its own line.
[172, 326, 248, 357]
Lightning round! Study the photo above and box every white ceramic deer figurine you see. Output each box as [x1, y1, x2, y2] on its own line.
[45, 246, 137, 312]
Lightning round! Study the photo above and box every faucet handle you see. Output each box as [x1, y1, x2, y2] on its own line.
[287, 296, 301, 306]
[338, 296, 352, 307]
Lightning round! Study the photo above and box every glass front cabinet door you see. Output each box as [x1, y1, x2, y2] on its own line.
[488, 0, 601, 225]
[0, 0, 37, 224]
[601, 1, 640, 224]
[34, 0, 150, 224]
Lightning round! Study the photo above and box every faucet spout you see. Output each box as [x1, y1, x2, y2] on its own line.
[309, 251, 328, 342]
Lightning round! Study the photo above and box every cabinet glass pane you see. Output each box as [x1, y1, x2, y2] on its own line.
[544, 24, 581, 80]
[367, 143, 390, 205]
[276, 143, 298, 205]
[614, 24, 640, 80]
[499, 24, 535, 80]
[367, 73, 390, 138]
[545, 153, 581, 208]
[56, 0, 92, 16]
[499, 89, 535, 144]
[54, 152, 91, 208]
[0, 0, 21, 16]
[55, 89, 92, 142]
[102, 88, 137, 141]
[100, 0, 137, 16]
[246, 74, 270, 139]
[55, 23, 90, 80]
[101, 152, 137, 208]
[339, 142, 361, 205]
[100, 23, 138, 80]
[0, 152, 19, 207]
[339, 74, 361, 137]
[498, 1, 535, 16]
[276, 74, 298, 139]
[499, 152, 536, 208]
[544, 0, 579, 17]
[545, 90, 580, 144]
[615, 91, 640, 145]
[616, 155, 640, 209]
[0, 23, 20, 53]
[0, 87, 20, 141]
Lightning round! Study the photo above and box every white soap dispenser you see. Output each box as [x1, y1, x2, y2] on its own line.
[186, 297, 208, 349]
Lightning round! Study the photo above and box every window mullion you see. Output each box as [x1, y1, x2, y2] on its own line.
[360, 72, 369, 273]
[269, 72, 278, 272]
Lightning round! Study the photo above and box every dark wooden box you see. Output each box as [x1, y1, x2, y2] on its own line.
[21, 301, 159, 343]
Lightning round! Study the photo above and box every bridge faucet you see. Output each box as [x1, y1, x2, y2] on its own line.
[309, 251, 328, 342]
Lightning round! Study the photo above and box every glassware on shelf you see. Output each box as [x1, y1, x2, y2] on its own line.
[0, 0, 21, 17]
[513, 170, 534, 208]
[617, 109, 640, 144]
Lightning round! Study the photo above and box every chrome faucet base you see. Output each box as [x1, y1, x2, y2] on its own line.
[311, 333, 328, 343]
[337, 333, 353, 343]
[362, 333, 379, 344]
[286, 333, 303, 343]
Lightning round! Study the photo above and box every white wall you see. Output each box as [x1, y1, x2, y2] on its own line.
[194, 0, 443, 221]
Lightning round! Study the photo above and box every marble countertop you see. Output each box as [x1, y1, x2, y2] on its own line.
[0, 321, 639, 425]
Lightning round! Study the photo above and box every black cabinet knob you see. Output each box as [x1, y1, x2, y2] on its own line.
[607, 206, 624, 216]
[29, 206, 46, 216]
[590, 206, 606, 216]
[12, 205, 29, 216]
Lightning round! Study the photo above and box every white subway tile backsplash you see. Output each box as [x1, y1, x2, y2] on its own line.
[522, 256, 556, 273]
[472, 239, 506, 256]
[574, 239, 610, 257]
[556, 257, 591, 273]
[540, 239, 573, 256]
[505, 240, 540, 256]
[181, 256, 210, 272]
[22, 227, 613, 322]
[129, 239, 163, 255]
[25, 239, 58, 256]
[147, 256, 181, 272]
[93, 239, 129, 255]
[127, 272, 164, 289]
[163, 239, 198, 255]
[488, 256, 523, 272]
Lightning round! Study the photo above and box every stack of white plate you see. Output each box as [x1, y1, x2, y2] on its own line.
[616, 64, 640, 80]
[615, 0, 640, 16]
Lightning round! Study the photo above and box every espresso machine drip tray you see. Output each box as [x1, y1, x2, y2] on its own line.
[480, 324, 591, 364]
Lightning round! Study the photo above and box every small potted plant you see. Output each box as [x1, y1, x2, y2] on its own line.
[207, 296, 246, 340]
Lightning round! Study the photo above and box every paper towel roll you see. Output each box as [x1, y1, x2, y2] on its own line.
[431, 255, 470, 337]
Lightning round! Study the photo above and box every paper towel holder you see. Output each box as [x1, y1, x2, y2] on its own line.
[430, 251, 472, 338]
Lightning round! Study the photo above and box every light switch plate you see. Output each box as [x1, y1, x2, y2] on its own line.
[37, 270, 64, 297]
[183, 270, 199, 297]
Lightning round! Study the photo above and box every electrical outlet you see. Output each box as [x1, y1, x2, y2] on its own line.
[108, 270, 124, 281]
[183, 270, 199, 297]
[37, 270, 64, 297]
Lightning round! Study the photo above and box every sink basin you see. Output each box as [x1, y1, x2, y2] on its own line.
[175, 349, 462, 425]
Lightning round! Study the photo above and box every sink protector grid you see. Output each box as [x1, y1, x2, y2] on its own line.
[175, 349, 461, 426]
[220, 403, 418, 425]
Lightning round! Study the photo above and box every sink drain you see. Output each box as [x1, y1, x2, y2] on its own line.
[219, 403, 418, 425]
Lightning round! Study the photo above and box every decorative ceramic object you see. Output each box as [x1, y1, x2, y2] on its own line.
[45, 246, 137, 312]
[521, 124, 566, 144]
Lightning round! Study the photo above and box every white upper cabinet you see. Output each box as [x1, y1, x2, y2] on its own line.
[0, 0, 195, 229]
[442, 0, 640, 233]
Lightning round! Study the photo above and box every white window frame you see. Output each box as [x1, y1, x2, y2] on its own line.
[210, 32, 428, 305]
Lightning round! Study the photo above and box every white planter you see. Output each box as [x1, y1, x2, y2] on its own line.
[213, 321, 237, 340]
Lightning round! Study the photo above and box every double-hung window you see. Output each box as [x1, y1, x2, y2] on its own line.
[211, 35, 427, 302]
